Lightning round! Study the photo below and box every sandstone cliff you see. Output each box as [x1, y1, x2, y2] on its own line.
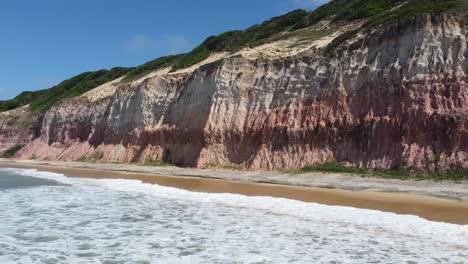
[1, 14, 464, 173]
[0, 107, 41, 154]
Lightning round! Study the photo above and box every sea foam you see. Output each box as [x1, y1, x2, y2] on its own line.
[1, 168, 467, 264]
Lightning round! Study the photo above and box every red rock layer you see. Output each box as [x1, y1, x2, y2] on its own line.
[6, 14, 467, 172]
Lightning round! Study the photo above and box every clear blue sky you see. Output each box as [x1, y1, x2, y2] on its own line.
[0, 0, 328, 100]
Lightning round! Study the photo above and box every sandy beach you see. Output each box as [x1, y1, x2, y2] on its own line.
[1, 159, 468, 225]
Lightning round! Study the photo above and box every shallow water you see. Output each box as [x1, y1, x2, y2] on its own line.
[0, 168, 467, 264]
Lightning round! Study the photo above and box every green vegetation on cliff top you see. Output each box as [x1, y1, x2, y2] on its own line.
[171, 9, 308, 71]
[0, 67, 131, 113]
[121, 54, 184, 82]
[1, 0, 466, 113]
[173, 0, 467, 70]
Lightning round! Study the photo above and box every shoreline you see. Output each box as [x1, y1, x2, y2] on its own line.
[1, 159, 468, 225]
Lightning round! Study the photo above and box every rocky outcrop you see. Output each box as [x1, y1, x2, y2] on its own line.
[10, 14, 468, 172]
[0, 107, 41, 154]
[0, 120, 17, 154]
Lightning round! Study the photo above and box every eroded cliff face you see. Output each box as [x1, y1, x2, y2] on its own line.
[0, 116, 17, 154]
[12, 14, 468, 171]
[0, 107, 41, 154]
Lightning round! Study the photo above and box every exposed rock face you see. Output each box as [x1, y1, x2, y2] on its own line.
[0, 119, 17, 154]
[0, 108, 41, 154]
[10, 14, 468, 171]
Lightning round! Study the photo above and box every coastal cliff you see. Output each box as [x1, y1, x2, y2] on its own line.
[1, 4, 467, 173]
[0, 107, 41, 154]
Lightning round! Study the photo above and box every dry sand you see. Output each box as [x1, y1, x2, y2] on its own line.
[1, 159, 468, 225]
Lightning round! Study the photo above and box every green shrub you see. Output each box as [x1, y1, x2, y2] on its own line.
[2, 144, 24, 158]
[122, 55, 184, 82]
[75, 156, 97, 163]
[0, 91, 38, 112]
[295, 162, 468, 182]
[300, 162, 367, 174]
[202, 163, 245, 171]
[171, 46, 211, 71]
[143, 160, 175, 167]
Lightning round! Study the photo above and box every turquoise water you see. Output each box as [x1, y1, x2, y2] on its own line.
[0, 168, 467, 264]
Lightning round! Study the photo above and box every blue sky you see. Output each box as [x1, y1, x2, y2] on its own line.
[0, 0, 328, 100]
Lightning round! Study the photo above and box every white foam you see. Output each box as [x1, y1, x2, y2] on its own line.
[1, 168, 74, 184]
[7, 168, 468, 244]
[1, 168, 468, 263]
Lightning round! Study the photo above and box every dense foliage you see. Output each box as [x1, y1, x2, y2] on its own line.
[171, 10, 308, 71]
[122, 54, 184, 82]
[0, 67, 131, 113]
[294, 0, 466, 29]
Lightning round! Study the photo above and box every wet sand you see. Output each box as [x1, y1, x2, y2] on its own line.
[1, 161, 468, 225]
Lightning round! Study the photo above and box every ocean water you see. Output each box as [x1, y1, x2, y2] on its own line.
[0, 168, 467, 264]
